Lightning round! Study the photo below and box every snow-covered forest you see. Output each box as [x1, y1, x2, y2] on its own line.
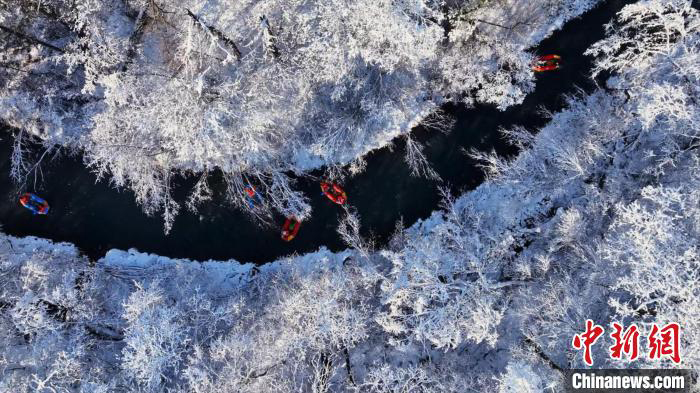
[1, 0, 599, 229]
[2, 0, 700, 392]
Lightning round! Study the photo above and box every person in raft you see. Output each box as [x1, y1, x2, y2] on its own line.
[245, 186, 263, 209]
[320, 181, 347, 205]
[281, 217, 301, 241]
[532, 54, 561, 72]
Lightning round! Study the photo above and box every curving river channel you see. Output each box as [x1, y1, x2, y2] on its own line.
[0, 0, 632, 263]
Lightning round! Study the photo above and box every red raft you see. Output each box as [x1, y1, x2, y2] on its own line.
[281, 217, 301, 242]
[19, 193, 49, 215]
[320, 182, 347, 205]
[532, 54, 561, 72]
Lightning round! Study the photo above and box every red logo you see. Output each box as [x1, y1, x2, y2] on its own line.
[572, 319, 605, 366]
[572, 321, 681, 366]
[609, 322, 640, 361]
[648, 323, 681, 363]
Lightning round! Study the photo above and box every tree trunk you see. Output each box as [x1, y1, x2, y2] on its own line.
[344, 347, 356, 386]
[186, 9, 242, 60]
[0, 24, 64, 52]
[260, 15, 280, 59]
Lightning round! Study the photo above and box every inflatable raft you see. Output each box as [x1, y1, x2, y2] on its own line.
[281, 217, 301, 241]
[532, 54, 561, 72]
[19, 193, 49, 215]
[321, 182, 347, 205]
[245, 186, 263, 209]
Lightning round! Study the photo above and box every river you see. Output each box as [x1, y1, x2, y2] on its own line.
[0, 0, 631, 263]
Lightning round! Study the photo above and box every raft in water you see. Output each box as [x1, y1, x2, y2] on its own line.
[321, 182, 347, 205]
[532, 54, 561, 72]
[245, 186, 263, 209]
[281, 217, 301, 241]
[19, 193, 50, 215]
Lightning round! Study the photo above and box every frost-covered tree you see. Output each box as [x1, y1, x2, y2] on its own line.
[181, 258, 380, 393]
[120, 282, 189, 391]
[0, 237, 106, 393]
[600, 186, 700, 369]
[496, 361, 551, 393]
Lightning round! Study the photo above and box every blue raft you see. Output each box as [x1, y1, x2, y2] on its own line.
[19, 193, 49, 215]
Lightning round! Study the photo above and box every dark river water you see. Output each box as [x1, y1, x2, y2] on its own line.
[0, 0, 632, 263]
